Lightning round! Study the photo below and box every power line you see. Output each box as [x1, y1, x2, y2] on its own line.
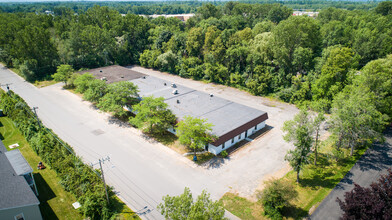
[91, 156, 111, 204]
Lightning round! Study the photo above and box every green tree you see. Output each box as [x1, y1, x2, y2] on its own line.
[158, 187, 226, 220]
[129, 96, 176, 134]
[186, 27, 204, 58]
[97, 81, 139, 117]
[312, 112, 325, 165]
[83, 79, 107, 103]
[176, 116, 214, 159]
[272, 16, 320, 85]
[258, 179, 297, 220]
[375, 1, 392, 16]
[354, 55, 392, 121]
[312, 46, 357, 106]
[155, 50, 177, 73]
[74, 73, 95, 93]
[52, 64, 74, 86]
[197, 3, 222, 20]
[330, 86, 388, 156]
[252, 21, 275, 36]
[283, 109, 313, 183]
[203, 26, 221, 55]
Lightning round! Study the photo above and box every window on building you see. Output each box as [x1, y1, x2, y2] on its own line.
[173, 128, 176, 132]
[222, 143, 225, 149]
[14, 213, 24, 220]
[238, 134, 241, 140]
[231, 138, 234, 144]
[255, 125, 258, 130]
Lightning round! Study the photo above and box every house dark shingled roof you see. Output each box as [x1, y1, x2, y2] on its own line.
[0, 140, 39, 211]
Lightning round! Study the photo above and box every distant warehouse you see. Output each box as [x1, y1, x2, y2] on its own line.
[82, 65, 268, 155]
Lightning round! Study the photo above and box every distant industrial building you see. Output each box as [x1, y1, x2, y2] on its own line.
[142, 13, 195, 22]
[85, 65, 268, 155]
[292, 11, 319, 17]
[0, 140, 42, 220]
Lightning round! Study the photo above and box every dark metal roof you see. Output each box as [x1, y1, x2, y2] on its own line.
[0, 140, 40, 210]
[79, 65, 147, 84]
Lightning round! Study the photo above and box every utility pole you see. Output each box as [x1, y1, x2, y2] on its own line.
[91, 156, 110, 204]
[32, 107, 41, 129]
[0, 83, 12, 92]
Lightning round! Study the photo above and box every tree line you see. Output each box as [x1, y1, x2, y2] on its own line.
[1, 1, 391, 115]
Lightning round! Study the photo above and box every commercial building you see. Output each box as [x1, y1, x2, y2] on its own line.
[86, 66, 269, 155]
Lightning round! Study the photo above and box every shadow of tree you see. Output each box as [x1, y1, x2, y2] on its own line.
[35, 173, 58, 220]
[283, 205, 309, 219]
[109, 194, 139, 219]
[298, 153, 343, 190]
[0, 132, 4, 140]
[201, 156, 230, 169]
[356, 142, 392, 172]
[146, 131, 177, 146]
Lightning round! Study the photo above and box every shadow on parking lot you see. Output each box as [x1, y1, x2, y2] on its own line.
[202, 156, 231, 169]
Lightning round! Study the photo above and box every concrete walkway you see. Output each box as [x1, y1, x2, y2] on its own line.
[311, 128, 392, 219]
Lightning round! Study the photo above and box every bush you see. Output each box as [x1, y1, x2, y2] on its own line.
[74, 73, 95, 93]
[221, 150, 228, 157]
[258, 179, 297, 220]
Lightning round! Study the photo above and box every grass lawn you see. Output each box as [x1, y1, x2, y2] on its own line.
[220, 193, 265, 220]
[221, 138, 368, 219]
[0, 116, 140, 219]
[34, 80, 57, 88]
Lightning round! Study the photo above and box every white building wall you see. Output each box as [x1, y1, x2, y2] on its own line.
[208, 121, 266, 155]
[169, 121, 266, 155]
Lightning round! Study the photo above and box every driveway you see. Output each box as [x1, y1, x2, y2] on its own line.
[310, 128, 392, 219]
[1, 64, 298, 218]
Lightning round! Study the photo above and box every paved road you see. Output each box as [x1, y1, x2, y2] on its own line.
[0, 65, 298, 219]
[311, 128, 392, 219]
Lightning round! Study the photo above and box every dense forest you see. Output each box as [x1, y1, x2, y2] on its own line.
[0, 1, 391, 119]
